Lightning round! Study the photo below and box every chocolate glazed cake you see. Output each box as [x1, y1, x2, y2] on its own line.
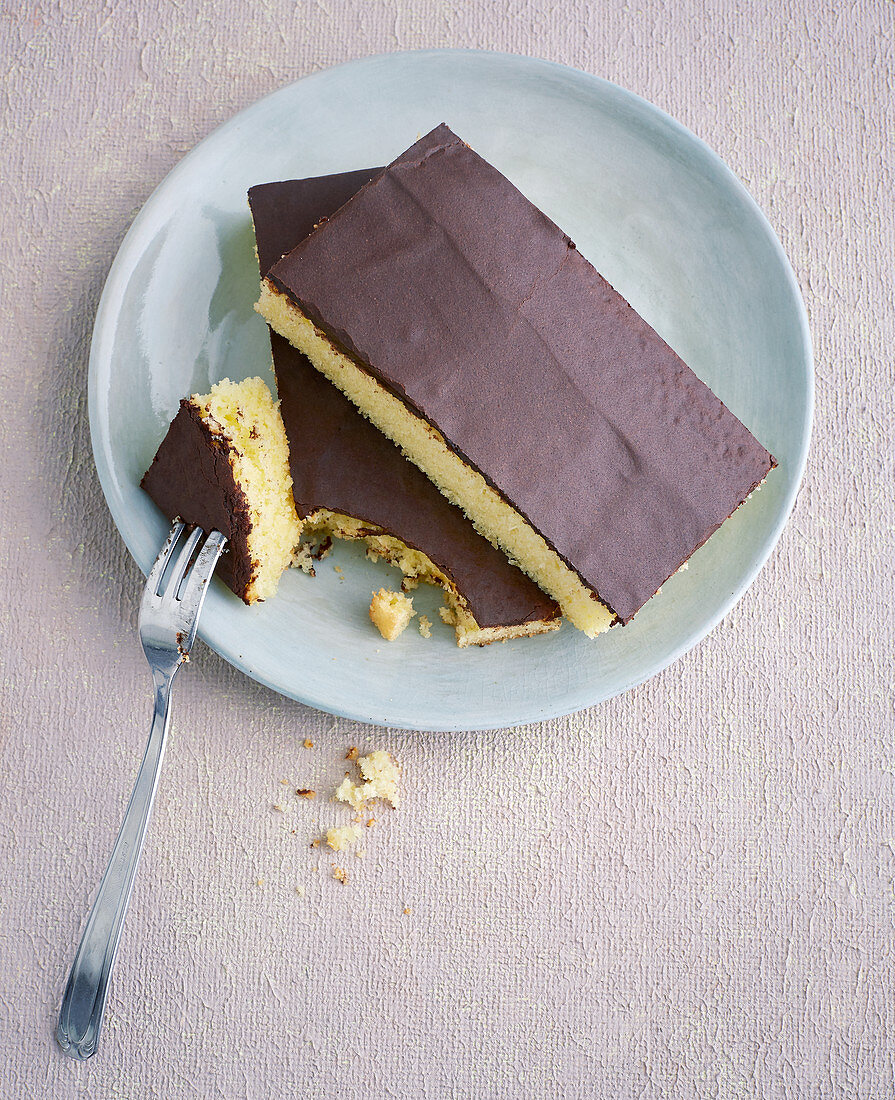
[248, 174, 561, 646]
[257, 124, 776, 637]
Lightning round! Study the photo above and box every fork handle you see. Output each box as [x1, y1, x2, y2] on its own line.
[57, 667, 177, 1059]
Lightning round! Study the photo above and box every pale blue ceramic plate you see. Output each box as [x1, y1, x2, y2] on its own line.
[89, 50, 812, 731]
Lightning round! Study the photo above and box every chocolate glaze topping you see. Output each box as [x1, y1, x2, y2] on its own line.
[266, 124, 776, 623]
[250, 169, 382, 277]
[141, 402, 253, 602]
[249, 173, 560, 629]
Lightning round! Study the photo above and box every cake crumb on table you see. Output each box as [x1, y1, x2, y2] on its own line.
[369, 588, 415, 640]
[358, 750, 401, 808]
[325, 824, 363, 851]
[418, 614, 432, 638]
[278, 746, 402, 888]
[303, 738, 314, 749]
[335, 750, 401, 811]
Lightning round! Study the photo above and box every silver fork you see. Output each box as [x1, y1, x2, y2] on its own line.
[57, 521, 227, 1060]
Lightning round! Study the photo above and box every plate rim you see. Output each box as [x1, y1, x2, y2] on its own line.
[88, 48, 814, 731]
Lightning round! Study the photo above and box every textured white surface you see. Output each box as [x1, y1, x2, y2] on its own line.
[1, 2, 893, 1097]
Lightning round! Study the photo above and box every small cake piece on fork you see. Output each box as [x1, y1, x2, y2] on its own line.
[141, 377, 302, 603]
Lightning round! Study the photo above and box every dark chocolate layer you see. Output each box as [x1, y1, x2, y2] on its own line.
[141, 402, 253, 602]
[249, 174, 560, 630]
[266, 124, 776, 623]
[249, 169, 382, 277]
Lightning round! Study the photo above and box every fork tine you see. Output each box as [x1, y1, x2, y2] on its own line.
[146, 520, 186, 597]
[163, 525, 205, 598]
[175, 530, 227, 653]
[179, 530, 227, 606]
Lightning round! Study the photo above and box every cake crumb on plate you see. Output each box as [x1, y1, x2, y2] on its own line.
[369, 588, 415, 640]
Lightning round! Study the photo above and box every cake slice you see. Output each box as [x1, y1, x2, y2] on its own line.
[248, 173, 561, 646]
[257, 124, 777, 637]
[141, 377, 302, 604]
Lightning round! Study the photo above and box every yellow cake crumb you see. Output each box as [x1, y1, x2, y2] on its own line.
[325, 824, 363, 851]
[303, 738, 314, 749]
[418, 614, 432, 638]
[335, 750, 401, 811]
[334, 776, 359, 808]
[345, 745, 359, 761]
[359, 751, 400, 807]
[369, 588, 416, 641]
[332, 865, 348, 885]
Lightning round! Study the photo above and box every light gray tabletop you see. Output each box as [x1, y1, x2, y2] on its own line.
[2, 3, 893, 1098]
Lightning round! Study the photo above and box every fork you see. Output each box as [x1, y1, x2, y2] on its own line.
[57, 521, 227, 1060]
